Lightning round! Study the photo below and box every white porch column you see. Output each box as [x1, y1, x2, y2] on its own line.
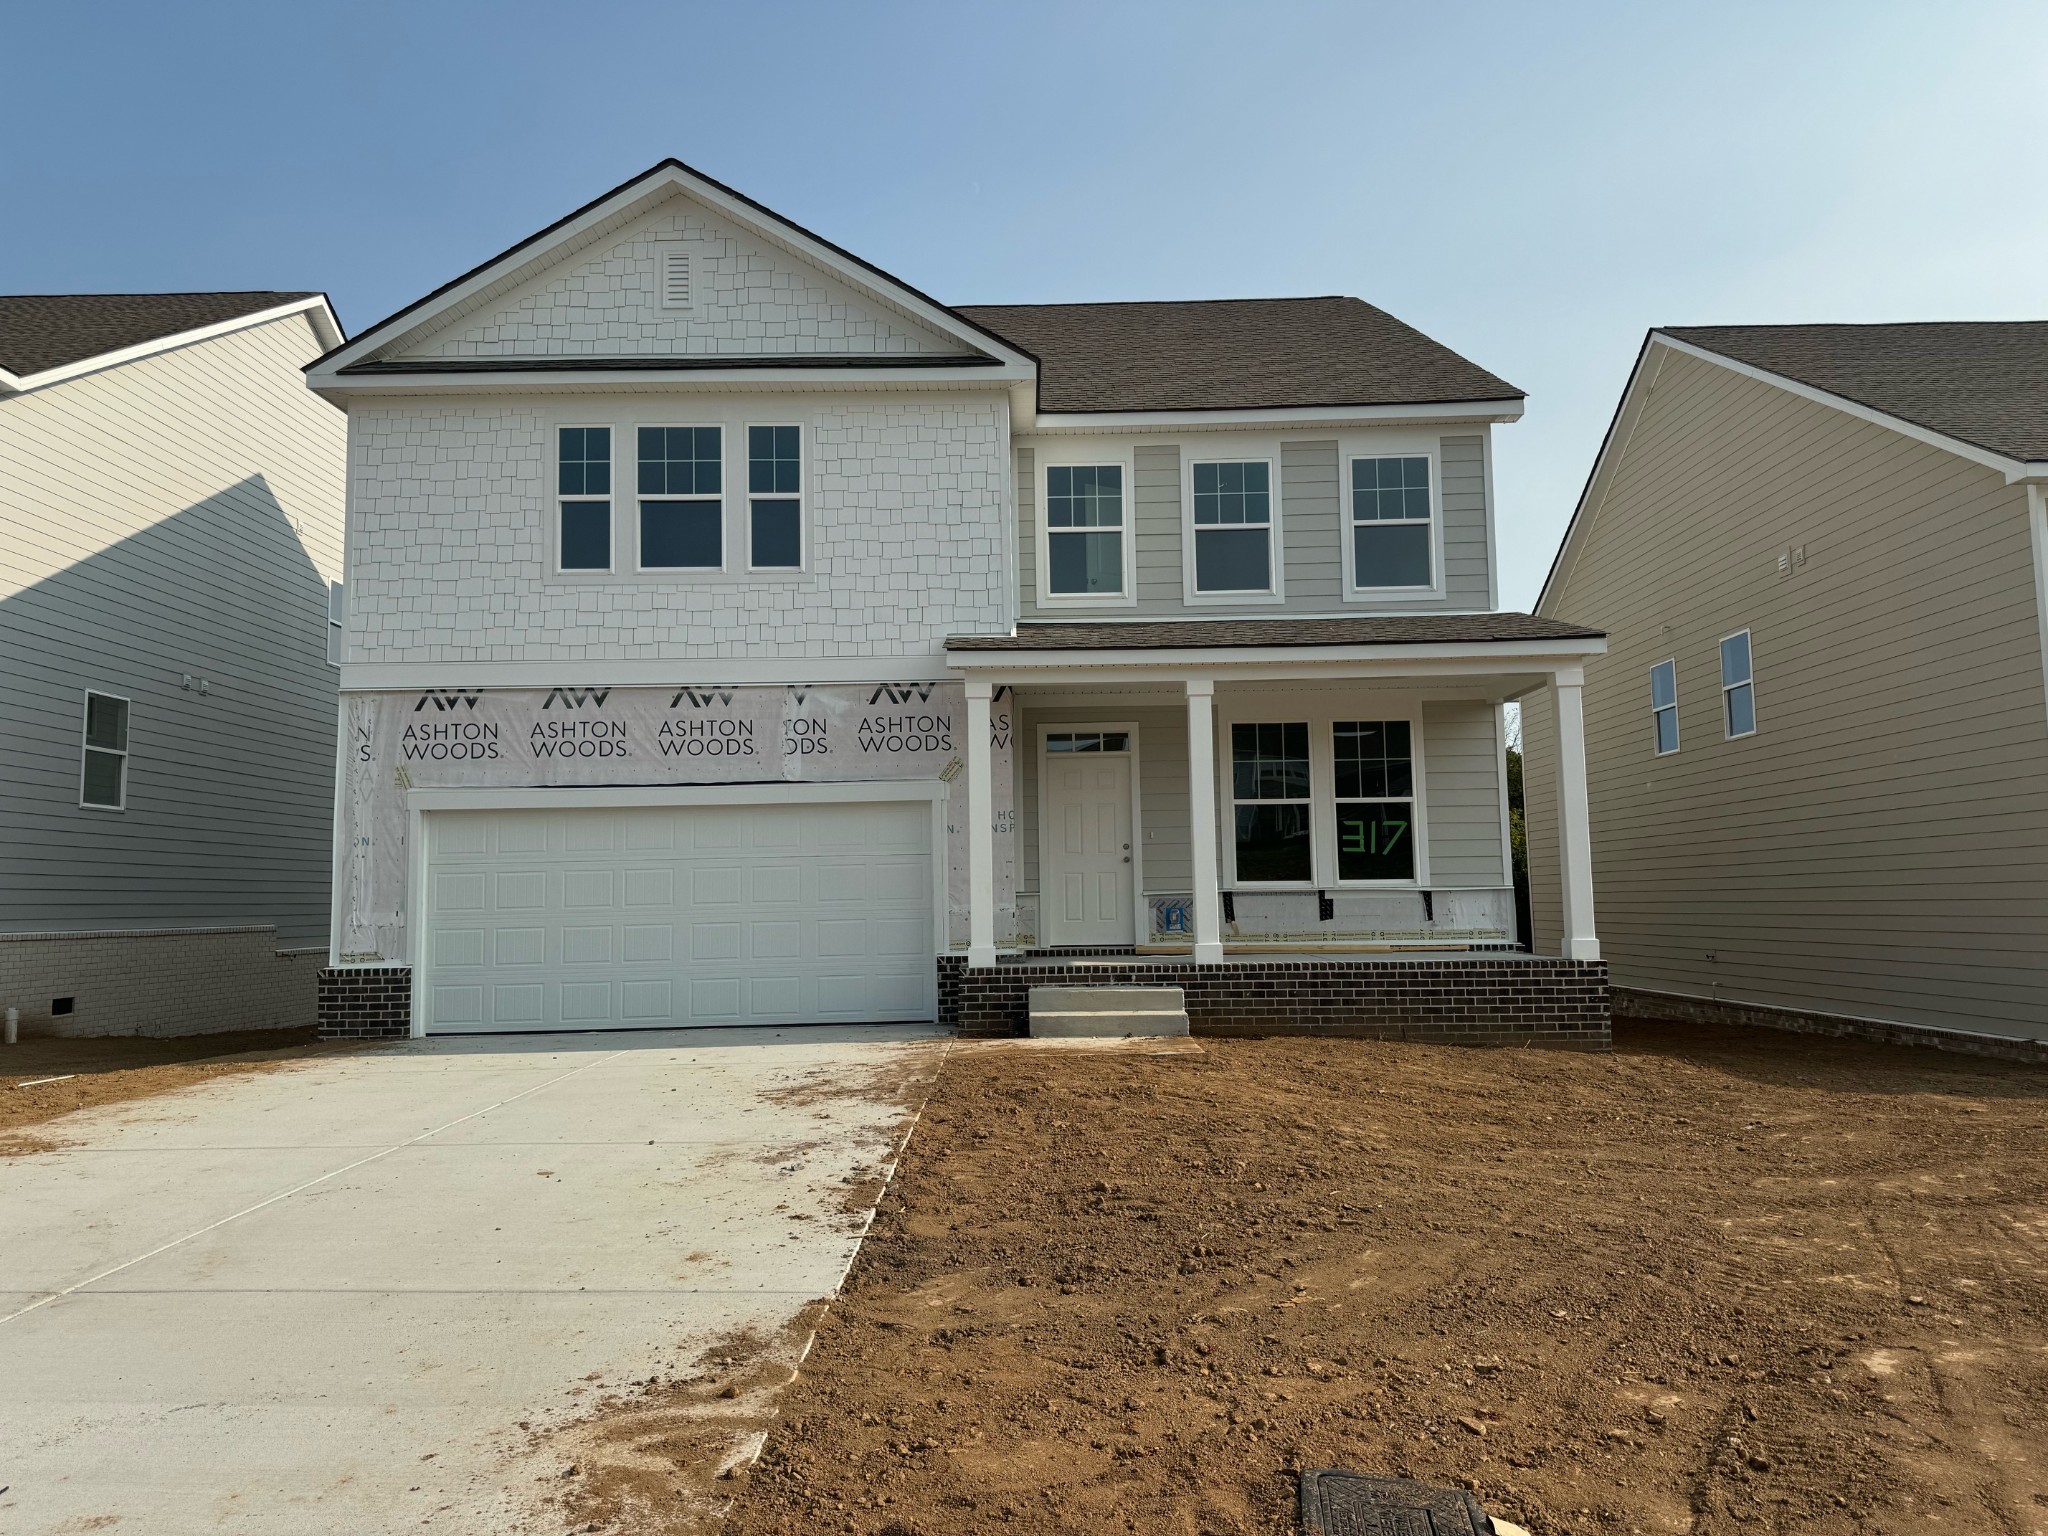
[965, 678, 997, 968]
[1185, 677, 1225, 965]
[1549, 669, 1601, 962]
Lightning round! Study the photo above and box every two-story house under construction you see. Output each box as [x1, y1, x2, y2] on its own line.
[308, 160, 1609, 1043]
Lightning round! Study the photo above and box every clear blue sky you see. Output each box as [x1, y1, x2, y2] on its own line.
[6, 0, 2041, 608]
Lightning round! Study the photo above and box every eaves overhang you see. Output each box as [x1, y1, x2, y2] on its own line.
[942, 634, 1607, 684]
[0, 295, 341, 399]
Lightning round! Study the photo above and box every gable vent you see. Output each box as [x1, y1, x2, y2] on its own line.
[661, 251, 692, 310]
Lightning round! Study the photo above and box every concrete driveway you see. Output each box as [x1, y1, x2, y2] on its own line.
[0, 1025, 945, 1535]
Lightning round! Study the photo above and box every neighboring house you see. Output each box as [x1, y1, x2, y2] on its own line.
[0, 291, 348, 1035]
[1526, 322, 2048, 1057]
[308, 159, 1608, 1044]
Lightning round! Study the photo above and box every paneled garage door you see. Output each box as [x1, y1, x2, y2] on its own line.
[421, 800, 936, 1032]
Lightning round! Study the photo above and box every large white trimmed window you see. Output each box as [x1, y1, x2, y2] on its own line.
[638, 425, 723, 570]
[1043, 463, 1127, 599]
[1221, 706, 1430, 888]
[1189, 459, 1276, 596]
[1332, 721, 1416, 881]
[556, 426, 612, 571]
[80, 691, 129, 810]
[1349, 453, 1436, 593]
[1230, 722, 1312, 882]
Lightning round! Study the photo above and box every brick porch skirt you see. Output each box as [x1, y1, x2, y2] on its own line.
[320, 956, 1612, 1046]
[939, 954, 1611, 1046]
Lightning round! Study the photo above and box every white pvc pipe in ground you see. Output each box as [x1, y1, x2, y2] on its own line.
[4, 1007, 17, 1046]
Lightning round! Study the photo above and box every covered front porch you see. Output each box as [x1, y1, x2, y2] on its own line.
[944, 617, 1610, 1040]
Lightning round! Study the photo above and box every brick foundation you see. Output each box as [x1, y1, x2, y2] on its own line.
[0, 926, 320, 1038]
[940, 955, 1610, 1046]
[1613, 986, 2048, 1067]
[318, 966, 413, 1039]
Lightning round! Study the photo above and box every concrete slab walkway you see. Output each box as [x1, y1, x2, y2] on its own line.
[0, 1025, 945, 1535]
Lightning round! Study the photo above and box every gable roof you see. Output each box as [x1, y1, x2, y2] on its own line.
[310, 159, 1033, 385]
[0, 291, 325, 381]
[1663, 322, 2048, 465]
[955, 297, 1521, 415]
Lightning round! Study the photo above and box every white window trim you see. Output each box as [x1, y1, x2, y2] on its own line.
[634, 421, 727, 573]
[1181, 449, 1284, 605]
[1035, 455, 1138, 609]
[79, 689, 129, 812]
[745, 421, 807, 573]
[1720, 627, 1757, 739]
[1650, 657, 1679, 756]
[553, 423, 615, 575]
[1342, 440, 1446, 602]
[1035, 722, 1146, 946]
[1214, 699, 1430, 891]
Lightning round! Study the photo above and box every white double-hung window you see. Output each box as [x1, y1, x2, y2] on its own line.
[1043, 463, 1127, 599]
[556, 427, 612, 571]
[80, 691, 129, 810]
[638, 426, 723, 570]
[1650, 659, 1679, 754]
[1720, 629, 1756, 737]
[1349, 453, 1435, 592]
[747, 425, 803, 571]
[1189, 459, 1276, 595]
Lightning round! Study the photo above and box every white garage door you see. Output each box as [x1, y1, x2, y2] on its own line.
[421, 800, 936, 1033]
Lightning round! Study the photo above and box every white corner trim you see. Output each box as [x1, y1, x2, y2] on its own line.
[0, 296, 341, 397]
[2028, 484, 2048, 726]
[1025, 398, 1524, 436]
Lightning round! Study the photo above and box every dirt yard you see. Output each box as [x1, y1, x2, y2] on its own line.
[1, 1027, 330, 1153]
[725, 1023, 2048, 1536]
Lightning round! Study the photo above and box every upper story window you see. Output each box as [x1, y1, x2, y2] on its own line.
[1349, 454, 1434, 592]
[1650, 659, 1679, 754]
[557, 427, 612, 571]
[638, 426, 722, 570]
[80, 691, 129, 810]
[1720, 630, 1756, 738]
[1190, 459, 1275, 595]
[1044, 463, 1126, 599]
[748, 425, 802, 571]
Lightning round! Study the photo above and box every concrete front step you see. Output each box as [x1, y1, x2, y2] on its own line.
[1028, 985, 1191, 1038]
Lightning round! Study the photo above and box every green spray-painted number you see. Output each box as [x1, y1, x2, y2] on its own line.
[1340, 816, 1408, 854]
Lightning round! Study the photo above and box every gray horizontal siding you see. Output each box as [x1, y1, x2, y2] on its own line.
[0, 315, 346, 942]
[1017, 432, 1493, 619]
[1421, 700, 1507, 886]
[1017, 704, 1191, 898]
[1528, 345, 2048, 1039]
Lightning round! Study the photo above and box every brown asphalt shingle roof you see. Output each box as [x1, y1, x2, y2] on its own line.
[1663, 322, 2048, 465]
[947, 615, 1603, 651]
[0, 292, 317, 379]
[954, 297, 1522, 414]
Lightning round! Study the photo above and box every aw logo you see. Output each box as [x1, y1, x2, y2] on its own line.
[868, 681, 936, 705]
[670, 686, 737, 709]
[413, 690, 480, 712]
[785, 685, 811, 704]
[542, 687, 611, 710]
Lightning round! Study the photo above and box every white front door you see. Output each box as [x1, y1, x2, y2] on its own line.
[1043, 730, 1136, 945]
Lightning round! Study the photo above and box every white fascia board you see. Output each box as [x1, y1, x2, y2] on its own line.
[1650, 333, 2034, 481]
[312, 164, 1030, 380]
[340, 654, 955, 690]
[3, 296, 340, 397]
[1024, 398, 1524, 435]
[943, 636, 1607, 677]
[309, 362, 1031, 401]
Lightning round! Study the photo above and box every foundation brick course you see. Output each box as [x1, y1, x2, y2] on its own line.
[0, 927, 320, 1038]
[318, 967, 413, 1040]
[1612, 986, 2048, 1067]
[939, 955, 1610, 1047]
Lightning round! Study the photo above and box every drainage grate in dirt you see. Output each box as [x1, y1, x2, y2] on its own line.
[1298, 1469, 1499, 1535]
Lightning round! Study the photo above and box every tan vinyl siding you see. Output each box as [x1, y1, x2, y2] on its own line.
[0, 314, 347, 942]
[1440, 434, 1491, 607]
[1015, 442, 1036, 607]
[1282, 440, 1343, 603]
[1530, 345, 2048, 1038]
[1420, 699, 1508, 886]
[1134, 444, 1183, 607]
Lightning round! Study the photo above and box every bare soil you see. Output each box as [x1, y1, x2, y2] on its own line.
[725, 1023, 2048, 1536]
[0, 1027, 335, 1153]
